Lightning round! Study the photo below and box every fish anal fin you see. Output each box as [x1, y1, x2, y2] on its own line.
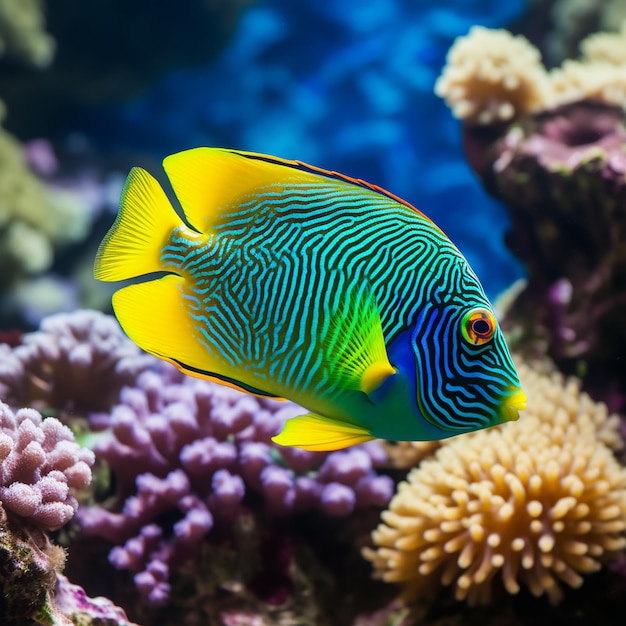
[272, 413, 375, 451]
[113, 275, 215, 371]
[112, 276, 284, 400]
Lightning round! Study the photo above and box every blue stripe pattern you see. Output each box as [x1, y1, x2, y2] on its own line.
[160, 164, 518, 431]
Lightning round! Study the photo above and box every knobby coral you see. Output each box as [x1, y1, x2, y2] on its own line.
[0, 401, 94, 531]
[78, 363, 393, 605]
[437, 22, 626, 125]
[435, 26, 550, 124]
[0, 402, 130, 624]
[364, 362, 626, 605]
[0, 309, 154, 414]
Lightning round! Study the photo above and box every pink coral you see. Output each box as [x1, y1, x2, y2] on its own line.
[0, 402, 94, 531]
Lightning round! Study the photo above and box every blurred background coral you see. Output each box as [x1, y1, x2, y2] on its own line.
[2, 1, 626, 625]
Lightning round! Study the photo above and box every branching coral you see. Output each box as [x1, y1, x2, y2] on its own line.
[364, 362, 626, 606]
[0, 0, 55, 67]
[0, 401, 94, 531]
[78, 363, 393, 605]
[435, 26, 551, 124]
[0, 309, 155, 413]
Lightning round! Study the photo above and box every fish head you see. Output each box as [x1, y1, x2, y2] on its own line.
[410, 301, 525, 439]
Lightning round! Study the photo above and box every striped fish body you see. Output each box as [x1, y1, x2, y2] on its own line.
[95, 148, 525, 450]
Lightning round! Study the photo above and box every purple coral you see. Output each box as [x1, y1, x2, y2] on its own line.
[462, 100, 626, 412]
[52, 574, 138, 625]
[0, 402, 94, 531]
[78, 363, 393, 604]
[0, 309, 154, 413]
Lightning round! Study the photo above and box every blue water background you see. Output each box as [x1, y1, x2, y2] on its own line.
[86, 0, 527, 298]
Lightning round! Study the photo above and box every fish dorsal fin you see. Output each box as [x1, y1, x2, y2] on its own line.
[112, 275, 284, 400]
[162, 148, 439, 234]
[162, 148, 316, 233]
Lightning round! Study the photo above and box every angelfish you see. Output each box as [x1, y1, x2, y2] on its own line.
[94, 148, 525, 451]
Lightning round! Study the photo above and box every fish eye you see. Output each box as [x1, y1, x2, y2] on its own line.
[461, 307, 496, 345]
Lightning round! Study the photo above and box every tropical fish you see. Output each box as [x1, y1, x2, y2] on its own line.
[94, 148, 525, 451]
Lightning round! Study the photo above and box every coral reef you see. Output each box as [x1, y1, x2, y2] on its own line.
[0, 401, 133, 624]
[0, 507, 136, 625]
[437, 24, 626, 411]
[78, 363, 393, 605]
[437, 21, 626, 122]
[435, 26, 550, 124]
[0, 0, 55, 67]
[0, 504, 65, 624]
[52, 574, 138, 626]
[513, 356, 622, 451]
[546, 0, 626, 64]
[0, 309, 154, 414]
[0, 402, 94, 531]
[364, 361, 626, 606]
[0, 120, 91, 286]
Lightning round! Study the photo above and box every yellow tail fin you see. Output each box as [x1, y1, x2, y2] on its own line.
[94, 167, 181, 282]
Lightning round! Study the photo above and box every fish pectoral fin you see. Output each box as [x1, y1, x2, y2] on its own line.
[112, 276, 283, 400]
[322, 279, 396, 395]
[272, 413, 375, 451]
[94, 167, 181, 282]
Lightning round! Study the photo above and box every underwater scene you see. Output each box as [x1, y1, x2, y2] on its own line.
[2, 0, 626, 624]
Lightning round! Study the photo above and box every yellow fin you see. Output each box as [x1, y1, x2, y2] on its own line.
[94, 168, 182, 281]
[112, 276, 283, 399]
[163, 147, 439, 232]
[272, 413, 375, 451]
[162, 148, 309, 233]
[361, 361, 397, 394]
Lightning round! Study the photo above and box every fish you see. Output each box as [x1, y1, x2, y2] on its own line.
[94, 147, 526, 451]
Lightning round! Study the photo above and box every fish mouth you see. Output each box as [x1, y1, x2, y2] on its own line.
[499, 388, 527, 423]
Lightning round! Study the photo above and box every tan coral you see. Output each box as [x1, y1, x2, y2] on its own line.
[435, 26, 551, 124]
[580, 21, 626, 65]
[363, 365, 626, 606]
[548, 59, 626, 108]
[513, 355, 622, 451]
[381, 440, 440, 470]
